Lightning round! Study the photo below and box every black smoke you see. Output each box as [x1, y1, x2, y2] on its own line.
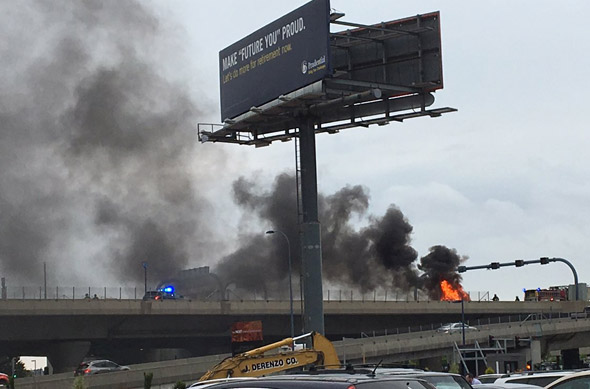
[0, 2, 467, 296]
[419, 245, 469, 300]
[214, 173, 467, 298]
[0, 1, 221, 285]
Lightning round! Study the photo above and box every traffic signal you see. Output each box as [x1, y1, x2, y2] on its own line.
[526, 360, 532, 370]
[490, 262, 500, 269]
[515, 259, 524, 267]
[540, 257, 550, 265]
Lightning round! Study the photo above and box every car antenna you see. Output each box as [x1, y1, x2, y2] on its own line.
[370, 360, 384, 377]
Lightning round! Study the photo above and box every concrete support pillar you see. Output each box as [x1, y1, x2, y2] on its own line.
[530, 339, 542, 367]
[46, 341, 90, 373]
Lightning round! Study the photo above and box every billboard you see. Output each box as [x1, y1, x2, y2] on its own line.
[330, 12, 443, 94]
[219, 0, 330, 121]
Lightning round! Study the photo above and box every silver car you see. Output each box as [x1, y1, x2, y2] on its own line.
[437, 322, 478, 334]
[74, 359, 130, 375]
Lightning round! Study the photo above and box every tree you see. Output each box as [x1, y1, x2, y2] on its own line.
[0, 356, 27, 379]
[144, 371, 153, 389]
[172, 381, 186, 389]
[73, 376, 87, 389]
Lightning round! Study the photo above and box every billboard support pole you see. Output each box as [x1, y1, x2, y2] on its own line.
[298, 117, 325, 335]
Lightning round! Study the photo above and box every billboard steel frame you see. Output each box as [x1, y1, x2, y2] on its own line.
[199, 1, 457, 336]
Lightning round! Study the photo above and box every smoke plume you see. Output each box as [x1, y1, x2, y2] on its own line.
[0, 1, 221, 285]
[215, 173, 467, 298]
[0, 2, 467, 297]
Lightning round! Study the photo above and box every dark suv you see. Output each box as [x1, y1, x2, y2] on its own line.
[196, 376, 435, 389]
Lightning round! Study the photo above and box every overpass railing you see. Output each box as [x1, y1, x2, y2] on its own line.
[1, 285, 493, 302]
[357, 311, 578, 338]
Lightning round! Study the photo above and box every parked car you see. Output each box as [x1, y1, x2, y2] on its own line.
[192, 376, 436, 389]
[477, 374, 510, 384]
[545, 370, 590, 389]
[188, 378, 258, 388]
[492, 371, 575, 387]
[377, 371, 473, 389]
[436, 323, 478, 334]
[74, 359, 130, 376]
[289, 366, 470, 389]
[473, 383, 544, 389]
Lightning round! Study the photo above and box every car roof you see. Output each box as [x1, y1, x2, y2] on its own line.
[493, 371, 576, 386]
[473, 383, 544, 389]
[195, 375, 434, 388]
[545, 370, 590, 389]
[188, 377, 258, 388]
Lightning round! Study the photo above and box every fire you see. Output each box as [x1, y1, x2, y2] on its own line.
[440, 279, 470, 301]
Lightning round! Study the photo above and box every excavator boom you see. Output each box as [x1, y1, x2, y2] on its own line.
[199, 332, 340, 381]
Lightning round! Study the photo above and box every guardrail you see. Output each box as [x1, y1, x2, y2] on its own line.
[357, 311, 586, 338]
[0, 285, 492, 302]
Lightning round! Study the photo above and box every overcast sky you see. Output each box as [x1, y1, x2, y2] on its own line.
[148, 0, 590, 300]
[2, 1, 589, 301]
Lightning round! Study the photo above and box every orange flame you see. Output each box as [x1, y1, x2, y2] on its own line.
[440, 279, 470, 301]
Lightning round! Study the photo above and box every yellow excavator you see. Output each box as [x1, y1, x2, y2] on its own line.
[199, 332, 340, 381]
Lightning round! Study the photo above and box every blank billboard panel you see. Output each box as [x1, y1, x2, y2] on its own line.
[330, 12, 443, 94]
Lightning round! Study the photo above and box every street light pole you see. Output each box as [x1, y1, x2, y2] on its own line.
[461, 297, 466, 346]
[266, 230, 295, 342]
[142, 262, 148, 294]
[458, 257, 580, 300]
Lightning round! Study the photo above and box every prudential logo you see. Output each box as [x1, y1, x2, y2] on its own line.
[301, 61, 308, 74]
[302, 55, 326, 75]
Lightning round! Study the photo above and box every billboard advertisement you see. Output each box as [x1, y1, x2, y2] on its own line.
[219, 0, 330, 121]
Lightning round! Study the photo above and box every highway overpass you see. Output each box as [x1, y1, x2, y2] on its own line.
[11, 313, 590, 389]
[1, 299, 587, 372]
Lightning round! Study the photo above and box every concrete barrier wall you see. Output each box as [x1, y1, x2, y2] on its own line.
[14, 353, 230, 389]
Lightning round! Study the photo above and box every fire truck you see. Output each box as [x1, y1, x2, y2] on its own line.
[524, 286, 568, 301]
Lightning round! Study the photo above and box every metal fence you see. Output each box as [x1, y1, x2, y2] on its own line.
[1, 285, 490, 302]
[2, 286, 145, 300]
[358, 311, 579, 338]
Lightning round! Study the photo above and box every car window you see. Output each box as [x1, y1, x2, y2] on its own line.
[104, 361, 118, 368]
[477, 377, 497, 384]
[551, 376, 590, 389]
[506, 376, 565, 387]
[420, 375, 472, 389]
